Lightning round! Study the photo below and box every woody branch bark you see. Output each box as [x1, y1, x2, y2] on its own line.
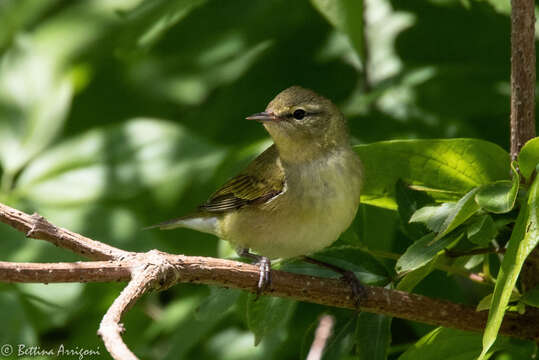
[1, 202, 539, 355]
[510, 0, 535, 161]
[510, 0, 539, 294]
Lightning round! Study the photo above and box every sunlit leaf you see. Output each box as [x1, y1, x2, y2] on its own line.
[355, 139, 510, 209]
[518, 137, 539, 181]
[0, 37, 72, 176]
[478, 174, 539, 359]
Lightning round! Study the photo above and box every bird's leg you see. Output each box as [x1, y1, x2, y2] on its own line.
[237, 247, 271, 297]
[303, 256, 366, 307]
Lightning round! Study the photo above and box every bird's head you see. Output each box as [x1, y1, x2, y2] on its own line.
[246, 86, 349, 162]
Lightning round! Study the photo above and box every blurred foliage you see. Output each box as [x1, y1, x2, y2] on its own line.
[0, 0, 538, 359]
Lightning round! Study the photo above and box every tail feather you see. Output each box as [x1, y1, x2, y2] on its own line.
[144, 213, 220, 236]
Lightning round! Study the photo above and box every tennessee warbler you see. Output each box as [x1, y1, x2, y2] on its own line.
[149, 86, 363, 294]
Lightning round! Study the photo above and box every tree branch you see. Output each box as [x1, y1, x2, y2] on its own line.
[510, 0, 539, 302]
[510, 0, 536, 161]
[1, 202, 539, 360]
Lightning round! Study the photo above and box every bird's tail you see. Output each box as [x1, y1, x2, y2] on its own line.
[143, 213, 220, 236]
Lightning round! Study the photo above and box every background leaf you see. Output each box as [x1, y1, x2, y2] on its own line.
[246, 295, 296, 346]
[356, 312, 391, 360]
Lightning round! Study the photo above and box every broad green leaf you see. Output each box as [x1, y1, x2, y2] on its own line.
[479, 174, 539, 360]
[195, 287, 241, 322]
[356, 313, 391, 360]
[410, 203, 457, 233]
[400, 327, 535, 360]
[0, 36, 72, 176]
[395, 179, 432, 239]
[475, 162, 519, 214]
[396, 232, 461, 275]
[16, 118, 224, 206]
[411, 188, 480, 241]
[521, 286, 539, 307]
[518, 137, 539, 180]
[246, 295, 296, 345]
[310, 0, 365, 61]
[397, 258, 436, 292]
[354, 139, 510, 209]
[467, 215, 497, 246]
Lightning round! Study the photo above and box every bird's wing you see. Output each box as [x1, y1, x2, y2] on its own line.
[199, 145, 285, 213]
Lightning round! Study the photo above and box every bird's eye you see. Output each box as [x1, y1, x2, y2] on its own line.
[293, 109, 306, 120]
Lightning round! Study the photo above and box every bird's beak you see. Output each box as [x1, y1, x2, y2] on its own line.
[246, 112, 279, 122]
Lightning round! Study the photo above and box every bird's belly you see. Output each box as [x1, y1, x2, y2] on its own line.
[220, 171, 361, 259]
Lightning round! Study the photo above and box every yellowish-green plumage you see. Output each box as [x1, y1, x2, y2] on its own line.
[153, 86, 363, 260]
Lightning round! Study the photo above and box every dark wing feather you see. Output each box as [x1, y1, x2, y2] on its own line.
[199, 145, 285, 213]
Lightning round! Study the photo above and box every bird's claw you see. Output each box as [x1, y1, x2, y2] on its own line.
[236, 248, 272, 299]
[254, 256, 272, 299]
[341, 270, 366, 308]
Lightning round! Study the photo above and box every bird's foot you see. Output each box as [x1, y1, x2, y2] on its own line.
[237, 248, 272, 298]
[303, 256, 366, 308]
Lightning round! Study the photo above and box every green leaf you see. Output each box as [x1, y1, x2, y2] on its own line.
[396, 232, 461, 275]
[354, 139, 510, 209]
[410, 203, 457, 233]
[478, 174, 539, 359]
[395, 179, 433, 239]
[467, 214, 497, 246]
[399, 327, 535, 360]
[356, 313, 391, 360]
[518, 137, 539, 180]
[397, 258, 437, 292]
[411, 188, 480, 241]
[195, 287, 241, 322]
[0, 36, 72, 176]
[16, 118, 224, 206]
[521, 286, 539, 307]
[246, 295, 296, 346]
[475, 161, 520, 214]
[310, 0, 365, 61]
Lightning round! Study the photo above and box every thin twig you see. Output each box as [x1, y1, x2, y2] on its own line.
[307, 315, 335, 360]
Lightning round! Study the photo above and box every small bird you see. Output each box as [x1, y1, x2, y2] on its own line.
[149, 86, 363, 295]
